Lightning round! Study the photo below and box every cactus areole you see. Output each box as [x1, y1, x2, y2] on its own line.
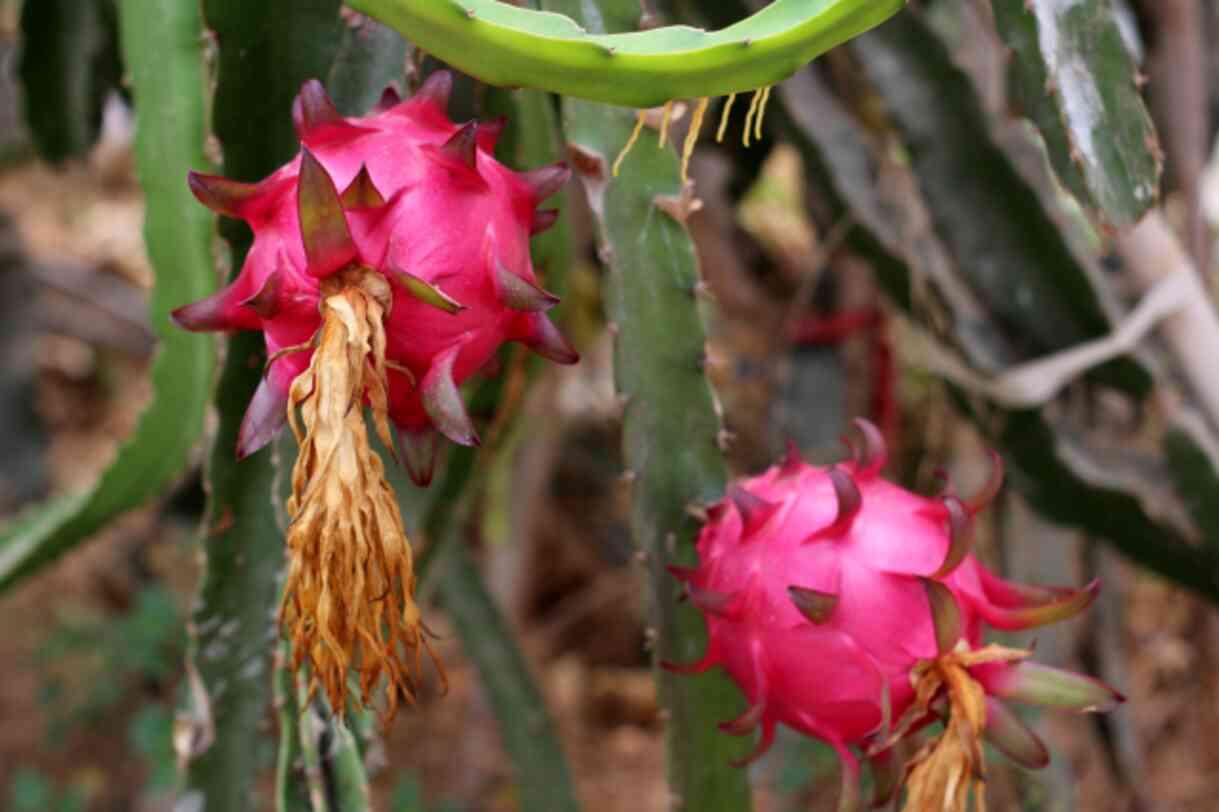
[173, 74, 577, 716]
[668, 420, 1122, 810]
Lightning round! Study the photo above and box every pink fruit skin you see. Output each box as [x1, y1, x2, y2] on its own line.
[173, 75, 575, 466]
[672, 434, 1100, 764]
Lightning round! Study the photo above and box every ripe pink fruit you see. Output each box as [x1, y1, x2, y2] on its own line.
[173, 72, 577, 483]
[668, 420, 1121, 808]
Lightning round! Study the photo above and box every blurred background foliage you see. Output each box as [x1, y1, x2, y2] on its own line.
[2, 0, 1219, 809]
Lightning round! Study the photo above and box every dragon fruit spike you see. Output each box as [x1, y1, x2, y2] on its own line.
[844, 416, 887, 477]
[173, 74, 579, 717]
[802, 465, 861, 542]
[187, 172, 260, 219]
[669, 420, 1122, 810]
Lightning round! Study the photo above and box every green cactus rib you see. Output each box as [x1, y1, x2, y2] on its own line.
[540, 0, 754, 807]
[0, 0, 217, 592]
[346, 0, 904, 107]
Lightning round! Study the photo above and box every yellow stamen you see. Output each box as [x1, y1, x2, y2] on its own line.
[281, 266, 443, 720]
[658, 100, 675, 148]
[742, 88, 764, 148]
[680, 97, 711, 184]
[612, 110, 648, 177]
[716, 93, 738, 143]
[754, 86, 773, 143]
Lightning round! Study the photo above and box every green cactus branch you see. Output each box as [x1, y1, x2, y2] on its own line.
[345, 0, 903, 107]
[0, 0, 218, 594]
[539, 1, 753, 808]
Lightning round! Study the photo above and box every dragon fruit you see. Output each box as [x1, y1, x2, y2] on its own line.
[173, 74, 577, 716]
[668, 420, 1121, 809]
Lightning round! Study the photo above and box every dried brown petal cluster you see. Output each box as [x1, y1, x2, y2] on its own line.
[899, 644, 1028, 812]
[280, 266, 442, 718]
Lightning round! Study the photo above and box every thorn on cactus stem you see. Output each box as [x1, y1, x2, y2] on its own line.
[297, 148, 357, 277]
[415, 70, 453, 108]
[530, 209, 560, 235]
[686, 583, 740, 619]
[187, 171, 260, 219]
[389, 267, 465, 314]
[727, 485, 780, 537]
[519, 313, 579, 365]
[395, 427, 439, 487]
[292, 79, 343, 140]
[420, 343, 480, 447]
[238, 270, 283, 319]
[718, 702, 765, 735]
[520, 162, 571, 203]
[965, 450, 1005, 515]
[922, 579, 962, 655]
[440, 122, 479, 169]
[376, 84, 402, 112]
[804, 466, 861, 542]
[494, 260, 560, 312]
[340, 164, 386, 209]
[788, 585, 838, 624]
[931, 496, 973, 578]
[236, 377, 289, 459]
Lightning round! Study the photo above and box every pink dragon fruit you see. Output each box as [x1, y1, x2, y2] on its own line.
[668, 420, 1121, 809]
[172, 74, 577, 717]
[174, 71, 576, 483]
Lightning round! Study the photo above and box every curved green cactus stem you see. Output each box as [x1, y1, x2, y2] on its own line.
[346, 0, 904, 107]
[0, 0, 217, 594]
[274, 643, 311, 812]
[438, 539, 582, 812]
[541, 1, 753, 808]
